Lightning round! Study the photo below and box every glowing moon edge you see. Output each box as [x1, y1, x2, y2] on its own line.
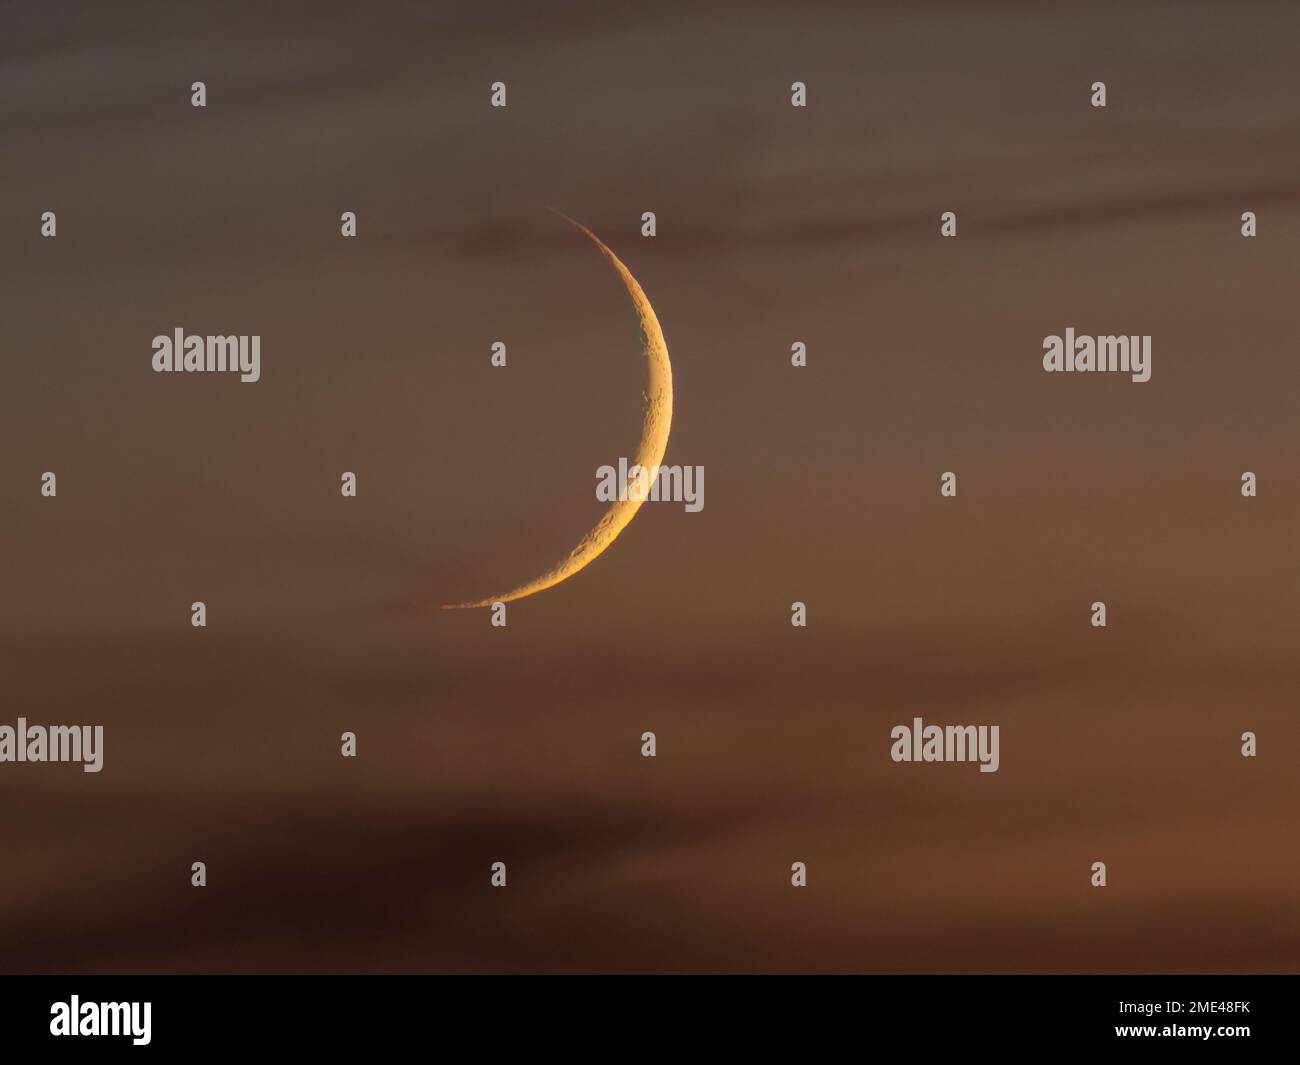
[443, 216, 673, 609]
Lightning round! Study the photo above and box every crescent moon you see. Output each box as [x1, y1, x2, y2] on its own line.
[444, 216, 673, 608]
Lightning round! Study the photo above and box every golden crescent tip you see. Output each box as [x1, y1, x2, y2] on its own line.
[547, 208, 600, 244]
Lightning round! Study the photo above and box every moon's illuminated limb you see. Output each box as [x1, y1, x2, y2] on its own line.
[444, 217, 673, 608]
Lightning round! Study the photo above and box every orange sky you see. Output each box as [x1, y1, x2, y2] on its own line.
[1, 0, 1297, 972]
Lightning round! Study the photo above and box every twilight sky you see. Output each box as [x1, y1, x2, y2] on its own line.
[1, 0, 1298, 972]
